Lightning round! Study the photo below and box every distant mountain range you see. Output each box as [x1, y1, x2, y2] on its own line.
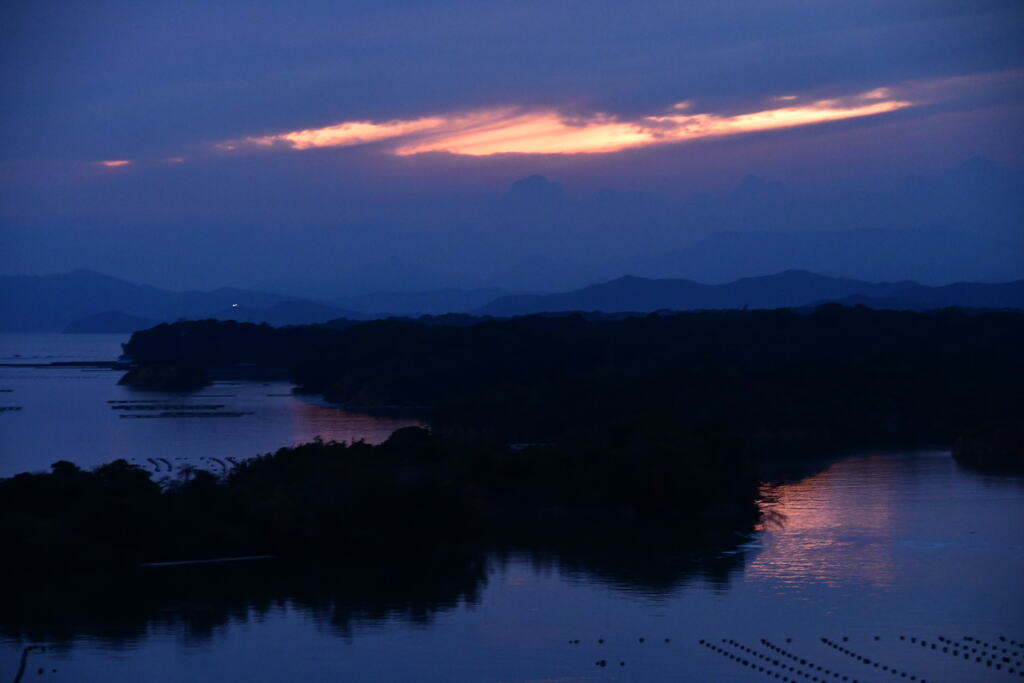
[2, 269, 1022, 333]
[478, 271, 1024, 316]
[488, 158, 1024, 288]
[0, 270, 503, 332]
[0, 270, 363, 332]
[631, 227, 1024, 285]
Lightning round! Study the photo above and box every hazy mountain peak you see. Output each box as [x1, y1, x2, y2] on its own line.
[761, 269, 848, 282]
[503, 174, 564, 202]
[943, 155, 1015, 186]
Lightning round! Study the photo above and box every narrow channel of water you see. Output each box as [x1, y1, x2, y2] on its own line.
[0, 334, 422, 476]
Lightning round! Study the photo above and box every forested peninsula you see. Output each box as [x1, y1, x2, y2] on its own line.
[4, 306, 1022, 575]
[122, 306, 1023, 449]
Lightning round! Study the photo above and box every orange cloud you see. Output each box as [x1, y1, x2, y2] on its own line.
[247, 116, 445, 150]
[646, 98, 909, 142]
[224, 88, 912, 158]
[93, 159, 132, 167]
[397, 93, 910, 156]
[394, 109, 654, 156]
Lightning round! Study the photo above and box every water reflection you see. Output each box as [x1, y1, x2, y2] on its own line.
[508, 532, 750, 597]
[0, 549, 488, 648]
[289, 397, 425, 446]
[0, 369, 425, 476]
[0, 530, 753, 650]
[749, 455, 904, 588]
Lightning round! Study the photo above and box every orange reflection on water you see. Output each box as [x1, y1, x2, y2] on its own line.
[748, 457, 901, 589]
[289, 399, 425, 446]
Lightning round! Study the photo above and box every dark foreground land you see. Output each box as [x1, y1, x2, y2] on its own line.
[0, 426, 759, 573]
[3, 306, 1022, 577]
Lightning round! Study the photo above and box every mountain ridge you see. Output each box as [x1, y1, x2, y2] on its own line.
[0, 270, 352, 332]
[4, 268, 1023, 332]
[478, 270, 1024, 316]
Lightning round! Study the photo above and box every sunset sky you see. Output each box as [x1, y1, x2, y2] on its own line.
[2, 1, 1022, 292]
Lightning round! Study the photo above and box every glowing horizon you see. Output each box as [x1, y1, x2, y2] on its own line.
[228, 88, 912, 158]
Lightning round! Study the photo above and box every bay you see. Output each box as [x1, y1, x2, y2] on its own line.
[1, 334, 1022, 682]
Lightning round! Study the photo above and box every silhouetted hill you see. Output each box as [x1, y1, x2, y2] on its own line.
[882, 280, 1024, 308]
[2, 270, 168, 332]
[478, 271, 1024, 316]
[0, 270, 335, 332]
[635, 227, 1024, 285]
[63, 310, 158, 333]
[822, 281, 1024, 311]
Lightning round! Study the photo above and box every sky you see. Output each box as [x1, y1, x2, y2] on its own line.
[2, 0, 1023, 293]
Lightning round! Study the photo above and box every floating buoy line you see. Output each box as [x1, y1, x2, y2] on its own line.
[562, 632, 1023, 680]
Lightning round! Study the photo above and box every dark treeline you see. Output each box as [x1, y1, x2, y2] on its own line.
[123, 306, 1024, 450]
[953, 424, 1024, 473]
[0, 427, 758, 575]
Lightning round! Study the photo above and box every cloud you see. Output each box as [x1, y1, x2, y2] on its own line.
[394, 109, 655, 156]
[244, 116, 445, 150]
[226, 88, 912, 157]
[92, 159, 132, 167]
[4, 1, 1020, 163]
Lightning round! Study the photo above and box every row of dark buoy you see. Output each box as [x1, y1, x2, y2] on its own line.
[563, 639, 627, 667]
[821, 637, 925, 682]
[699, 638, 848, 682]
[905, 635, 1022, 674]
[739, 638, 850, 681]
[760, 638, 845, 680]
[567, 636, 670, 645]
[999, 636, 1024, 651]
[951, 634, 1024, 662]
[946, 634, 1019, 663]
[571, 632, 1021, 680]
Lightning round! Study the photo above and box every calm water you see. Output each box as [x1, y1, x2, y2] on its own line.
[2, 336, 1023, 682]
[0, 334, 422, 476]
